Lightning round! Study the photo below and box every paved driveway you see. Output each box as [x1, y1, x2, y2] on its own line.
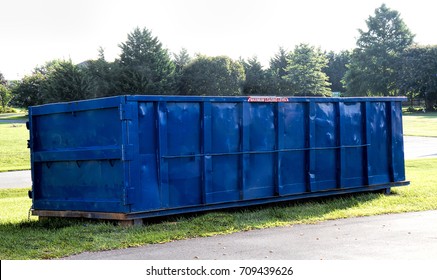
[0, 170, 31, 189]
[64, 210, 437, 260]
[403, 136, 437, 159]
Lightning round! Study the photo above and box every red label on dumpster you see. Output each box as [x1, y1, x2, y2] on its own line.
[248, 96, 289, 102]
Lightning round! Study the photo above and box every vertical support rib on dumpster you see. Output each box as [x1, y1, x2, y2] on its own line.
[202, 101, 212, 204]
[276, 102, 284, 196]
[307, 101, 316, 192]
[157, 101, 169, 208]
[121, 100, 140, 208]
[388, 101, 395, 183]
[363, 101, 371, 186]
[337, 102, 345, 189]
[241, 102, 250, 200]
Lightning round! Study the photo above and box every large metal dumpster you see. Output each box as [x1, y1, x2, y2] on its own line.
[28, 95, 409, 223]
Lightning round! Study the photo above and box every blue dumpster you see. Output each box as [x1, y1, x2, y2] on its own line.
[28, 95, 409, 222]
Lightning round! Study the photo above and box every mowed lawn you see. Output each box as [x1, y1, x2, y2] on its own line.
[403, 112, 437, 137]
[0, 123, 30, 172]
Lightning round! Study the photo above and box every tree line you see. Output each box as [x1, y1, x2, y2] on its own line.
[1, 4, 437, 112]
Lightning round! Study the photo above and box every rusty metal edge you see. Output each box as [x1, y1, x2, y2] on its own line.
[32, 210, 129, 220]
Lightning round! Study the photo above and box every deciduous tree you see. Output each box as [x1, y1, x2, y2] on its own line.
[0, 84, 12, 111]
[180, 55, 245, 96]
[398, 46, 437, 110]
[11, 73, 46, 107]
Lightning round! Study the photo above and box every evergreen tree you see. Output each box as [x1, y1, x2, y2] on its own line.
[324, 50, 350, 93]
[43, 60, 94, 103]
[269, 47, 290, 77]
[268, 47, 294, 95]
[117, 27, 176, 94]
[173, 48, 192, 74]
[241, 56, 269, 95]
[86, 47, 120, 97]
[0, 72, 6, 85]
[285, 44, 331, 96]
[344, 4, 414, 96]
[173, 48, 192, 94]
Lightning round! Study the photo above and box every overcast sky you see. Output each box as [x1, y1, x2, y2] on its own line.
[1, 0, 436, 80]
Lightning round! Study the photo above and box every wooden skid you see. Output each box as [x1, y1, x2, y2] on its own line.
[32, 210, 144, 226]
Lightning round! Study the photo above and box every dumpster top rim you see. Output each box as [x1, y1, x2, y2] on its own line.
[29, 95, 408, 110]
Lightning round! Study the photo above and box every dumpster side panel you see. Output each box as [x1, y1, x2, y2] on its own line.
[136, 102, 160, 211]
[30, 98, 131, 213]
[33, 108, 121, 151]
[245, 103, 276, 199]
[208, 102, 241, 203]
[279, 102, 308, 195]
[341, 102, 366, 188]
[33, 160, 125, 212]
[367, 102, 390, 185]
[313, 102, 338, 191]
[165, 102, 202, 207]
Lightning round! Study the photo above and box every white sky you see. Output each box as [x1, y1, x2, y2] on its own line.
[1, 0, 436, 80]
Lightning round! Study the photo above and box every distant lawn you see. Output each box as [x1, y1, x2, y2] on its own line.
[0, 123, 30, 172]
[403, 112, 437, 137]
[0, 158, 436, 260]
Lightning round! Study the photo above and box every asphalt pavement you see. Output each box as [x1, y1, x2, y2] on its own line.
[403, 136, 437, 159]
[0, 170, 31, 189]
[64, 210, 437, 260]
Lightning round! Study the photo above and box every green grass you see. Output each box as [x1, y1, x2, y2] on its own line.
[0, 158, 436, 260]
[403, 112, 437, 137]
[0, 123, 30, 172]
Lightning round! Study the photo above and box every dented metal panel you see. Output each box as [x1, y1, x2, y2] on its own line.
[28, 95, 409, 220]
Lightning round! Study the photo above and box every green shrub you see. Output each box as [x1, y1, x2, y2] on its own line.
[0, 107, 17, 113]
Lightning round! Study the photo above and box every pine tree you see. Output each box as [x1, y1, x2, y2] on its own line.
[173, 48, 192, 94]
[285, 44, 331, 96]
[344, 4, 414, 96]
[324, 51, 350, 93]
[268, 47, 294, 95]
[117, 27, 176, 94]
[43, 60, 94, 103]
[241, 56, 269, 95]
